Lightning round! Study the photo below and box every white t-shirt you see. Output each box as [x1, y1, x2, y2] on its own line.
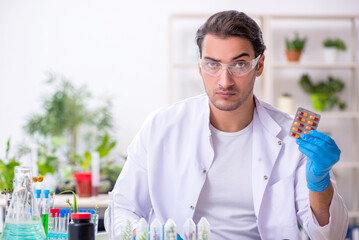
[193, 118, 260, 239]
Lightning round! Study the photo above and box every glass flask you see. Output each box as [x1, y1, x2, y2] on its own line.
[2, 166, 46, 240]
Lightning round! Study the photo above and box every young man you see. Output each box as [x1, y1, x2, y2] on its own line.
[107, 10, 348, 239]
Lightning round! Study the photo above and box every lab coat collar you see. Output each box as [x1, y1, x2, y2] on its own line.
[202, 94, 282, 138]
[201, 94, 282, 142]
[253, 95, 282, 138]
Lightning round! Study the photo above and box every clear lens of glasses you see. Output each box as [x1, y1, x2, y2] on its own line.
[200, 54, 261, 77]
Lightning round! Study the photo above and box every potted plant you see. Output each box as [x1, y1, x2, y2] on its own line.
[72, 132, 119, 197]
[285, 32, 307, 62]
[299, 74, 346, 111]
[322, 37, 347, 63]
[23, 72, 116, 194]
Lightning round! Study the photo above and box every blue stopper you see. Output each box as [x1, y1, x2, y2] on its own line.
[64, 208, 69, 216]
[79, 209, 87, 213]
[43, 189, 50, 199]
[35, 189, 42, 198]
[88, 209, 95, 215]
[60, 209, 65, 218]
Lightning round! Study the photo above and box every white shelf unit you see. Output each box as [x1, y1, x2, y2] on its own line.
[265, 15, 359, 224]
[169, 14, 359, 224]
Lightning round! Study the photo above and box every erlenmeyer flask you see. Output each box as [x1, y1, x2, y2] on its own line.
[2, 166, 46, 240]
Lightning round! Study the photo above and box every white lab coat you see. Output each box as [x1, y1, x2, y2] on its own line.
[108, 94, 348, 240]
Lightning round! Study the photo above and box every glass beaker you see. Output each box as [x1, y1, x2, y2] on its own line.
[2, 166, 46, 240]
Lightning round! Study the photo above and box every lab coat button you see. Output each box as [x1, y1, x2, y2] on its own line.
[258, 158, 262, 162]
[190, 205, 194, 210]
[263, 175, 268, 180]
[278, 140, 282, 145]
[202, 169, 207, 174]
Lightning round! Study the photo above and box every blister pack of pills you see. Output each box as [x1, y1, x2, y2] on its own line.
[289, 107, 321, 138]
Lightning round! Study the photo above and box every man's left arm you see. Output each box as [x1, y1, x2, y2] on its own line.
[296, 130, 348, 232]
[309, 182, 333, 226]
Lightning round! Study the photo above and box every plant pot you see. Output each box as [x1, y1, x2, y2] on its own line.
[277, 94, 294, 115]
[310, 93, 327, 112]
[286, 50, 302, 62]
[73, 172, 92, 197]
[323, 47, 338, 63]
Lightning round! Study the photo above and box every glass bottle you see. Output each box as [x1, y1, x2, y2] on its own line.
[2, 166, 46, 240]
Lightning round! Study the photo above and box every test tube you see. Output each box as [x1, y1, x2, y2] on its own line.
[49, 191, 55, 209]
[49, 208, 59, 240]
[119, 219, 133, 240]
[164, 219, 177, 240]
[88, 209, 99, 236]
[136, 218, 149, 240]
[183, 218, 196, 240]
[197, 217, 210, 240]
[107, 191, 115, 240]
[42, 189, 50, 235]
[35, 189, 42, 216]
[64, 208, 70, 237]
[150, 218, 163, 240]
[59, 209, 66, 240]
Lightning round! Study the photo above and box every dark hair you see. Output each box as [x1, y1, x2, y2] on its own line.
[196, 10, 266, 57]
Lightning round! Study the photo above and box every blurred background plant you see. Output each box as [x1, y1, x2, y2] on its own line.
[285, 32, 307, 62]
[286, 32, 307, 52]
[322, 37, 347, 51]
[18, 72, 123, 193]
[299, 74, 346, 111]
[0, 139, 20, 193]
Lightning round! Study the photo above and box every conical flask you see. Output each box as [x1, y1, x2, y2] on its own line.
[2, 166, 46, 240]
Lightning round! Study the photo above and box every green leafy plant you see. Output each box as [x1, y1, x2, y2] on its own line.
[121, 219, 133, 240]
[286, 32, 307, 52]
[199, 228, 209, 240]
[322, 38, 346, 51]
[138, 229, 149, 240]
[17, 139, 60, 176]
[22, 72, 118, 191]
[70, 132, 121, 193]
[72, 132, 118, 172]
[299, 74, 346, 111]
[61, 190, 78, 213]
[24, 72, 114, 167]
[0, 139, 20, 193]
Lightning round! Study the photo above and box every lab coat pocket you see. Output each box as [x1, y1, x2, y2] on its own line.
[260, 174, 301, 239]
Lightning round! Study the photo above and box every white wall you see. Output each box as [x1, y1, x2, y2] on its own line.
[1, 0, 359, 158]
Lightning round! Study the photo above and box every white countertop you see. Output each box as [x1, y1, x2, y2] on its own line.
[53, 193, 109, 209]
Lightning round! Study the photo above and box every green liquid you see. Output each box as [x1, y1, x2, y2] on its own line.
[42, 214, 49, 235]
[2, 221, 46, 240]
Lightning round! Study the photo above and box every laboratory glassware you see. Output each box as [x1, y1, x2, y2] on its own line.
[1, 166, 46, 240]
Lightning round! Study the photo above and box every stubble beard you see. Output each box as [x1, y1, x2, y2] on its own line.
[203, 74, 256, 112]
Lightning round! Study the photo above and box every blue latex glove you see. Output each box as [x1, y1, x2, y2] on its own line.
[296, 130, 341, 192]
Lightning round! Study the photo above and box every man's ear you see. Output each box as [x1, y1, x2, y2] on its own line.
[256, 54, 265, 77]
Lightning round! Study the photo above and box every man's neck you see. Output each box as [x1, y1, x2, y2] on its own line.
[209, 96, 255, 133]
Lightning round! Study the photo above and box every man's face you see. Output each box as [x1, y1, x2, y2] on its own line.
[199, 34, 264, 112]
